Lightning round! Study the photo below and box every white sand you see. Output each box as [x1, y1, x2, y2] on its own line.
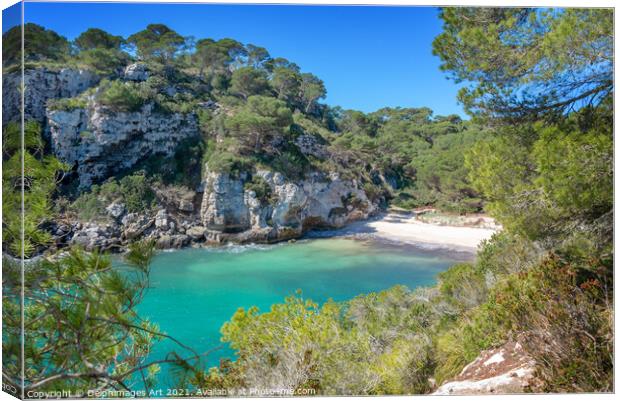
[365, 214, 498, 251]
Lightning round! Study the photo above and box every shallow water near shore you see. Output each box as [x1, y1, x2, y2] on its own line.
[127, 237, 463, 388]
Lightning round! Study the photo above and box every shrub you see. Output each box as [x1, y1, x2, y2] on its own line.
[47, 97, 87, 111]
[362, 182, 384, 203]
[437, 263, 487, 312]
[71, 173, 154, 220]
[2, 122, 67, 256]
[98, 80, 146, 112]
[206, 151, 250, 176]
[118, 173, 155, 212]
[268, 149, 308, 180]
[493, 256, 613, 392]
[434, 254, 612, 392]
[244, 175, 274, 205]
[78, 48, 129, 75]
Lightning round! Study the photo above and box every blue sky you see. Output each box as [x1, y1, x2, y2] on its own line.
[4, 2, 465, 116]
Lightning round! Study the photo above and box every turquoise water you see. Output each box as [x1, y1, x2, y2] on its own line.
[130, 237, 462, 387]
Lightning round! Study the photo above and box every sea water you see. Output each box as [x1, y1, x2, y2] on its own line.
[125, 237, 464, 388]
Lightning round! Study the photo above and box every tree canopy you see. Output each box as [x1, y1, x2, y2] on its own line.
[2, 23, 70, 65]
[433, 8, 613, 122]
[75, 28, 124, 51]
[127, 23, 185, 63]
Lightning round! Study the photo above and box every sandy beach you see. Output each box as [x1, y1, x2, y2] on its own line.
[363, 213, 499, 251]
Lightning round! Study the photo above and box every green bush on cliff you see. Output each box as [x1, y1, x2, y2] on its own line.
[225, 95, 293, 155]
[78, 48, 130, 75]
[206, 151, 251, 176]
[98, 80, 147, 112]
[47, 96, 87, 111]
[244, 175, 274, 205]
[119, 173, 155, 212]
[71, 172, 155, 220]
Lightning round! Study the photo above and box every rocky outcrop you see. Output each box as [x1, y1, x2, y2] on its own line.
[59, 186, 205, 251]
[201, 171, 251, 232]
[294, 134, 329, 159]
[54, 166, 379, 250]
[123, 63, 149, 81]
[2, 68, 99, 124]
[200, 167, 377, 243]
[433, 342, 537, 395]
[66, 210, 197, 252]
[47, 102, 199, 188]
[71, 222, 122, 251]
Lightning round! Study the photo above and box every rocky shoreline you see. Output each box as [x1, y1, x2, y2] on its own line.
[48, 169, 379, 253]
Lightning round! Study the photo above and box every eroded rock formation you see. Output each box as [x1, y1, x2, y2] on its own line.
[47, 102, 199, 188]
[200, 168, 377, 243]
[2, 68, 99, 124]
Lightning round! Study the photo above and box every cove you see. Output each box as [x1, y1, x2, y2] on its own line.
[128, 237, 464, 387]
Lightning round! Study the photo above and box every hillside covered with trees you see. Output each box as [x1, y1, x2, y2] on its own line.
[1, 6, 613, 396]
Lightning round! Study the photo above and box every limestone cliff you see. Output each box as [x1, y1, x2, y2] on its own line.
[200, 167, 377, 243]
[6, 66, 383, 249]
[47, 101, 199, 188]
[2, 68, 99, 124]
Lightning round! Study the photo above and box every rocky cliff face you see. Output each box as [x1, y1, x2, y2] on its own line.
[200, 167, 377, 243]
[47, 101, 199, 188]
[8, 67, 382, 249]
[2, 68, 99, 124]
[56, 166, 379, 251]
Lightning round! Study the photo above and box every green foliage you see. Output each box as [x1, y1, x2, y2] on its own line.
[71, 173, 154, 220]
[225, 95, 293, 154]
[216, 283, 456, 395]
[436, 254, 612, 391]
[119, 173, 156, 212]
[97, 80, 147, 112]
[465, 107, 612, 242]
[133, 137, 205, 188]
[127, 23, 185, 63]
[2, 23, 70, 66]
[230, 66, 270, 99]
[78, 48, 130, 75]
[271, 65, 301, 105]
[2, 121, 68, 256]
[193, 37, 246, 76]
[244, 175, 274, 205]
[533, 123, 612, 218]
[433, 8, 613, 121]
[333, 107, 484, 212]
[74, 27, 124, 51]
[267, 149, 310, 181]
[47, 96, 87, 111]
[219, 295, 377, 395]
[407, 129, 484, 212]
[206, 151, 251, 176]
[437, 263, 487, 312]
[2, 241, 204, 393]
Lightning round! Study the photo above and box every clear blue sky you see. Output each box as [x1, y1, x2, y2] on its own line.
[4, 1, 465, 116]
